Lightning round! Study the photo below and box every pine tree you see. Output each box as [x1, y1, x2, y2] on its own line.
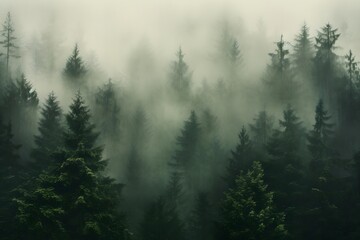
[292, 24, 314, 83]
[189, 192, 214, 240]
[14, 94, 127, 239]
[249, 111, 274, 152]
[0, 12, 19, 77]
[170, 47, 192, 97]
[226, 126, 253, 187]
[265, 35, 296, 103]
[307, 99, 334, 175]
[265, 105, 306, 236]
[15, 152, 127, 239]
[0, 120, 21, 239]
[221, 161, 288, 240]
[173, 111, 201, 169]
[94, 79, 120, 140]
[63, 44, 87, 86]
[63, 92, 103, 172]
[140, 196, 185, 240]
[31, 92, 63, 172]
[313, 23, 341, 104]
[126, 107, 148, 185]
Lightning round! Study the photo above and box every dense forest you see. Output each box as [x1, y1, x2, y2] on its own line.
[1, 4, 360, 240]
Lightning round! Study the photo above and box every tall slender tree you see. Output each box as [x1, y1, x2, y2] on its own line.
[0, 12, 19, 77]
[170, 47, 192, 97]
[63, 44, 87, 87]
[31, 92, 63, 172]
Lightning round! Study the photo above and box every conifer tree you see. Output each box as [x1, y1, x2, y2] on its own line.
[170, 47, 192, 97]
[140, 196, 185, 240]
[173, 111, 201, 170]
[313, 24, 341, 104]
[0, 12, 19, 76]
[265, 35, 296, 103]
[307, 99, 334, 175]
[221, 161, 287, 240]
[63, 44, 87, 87]
[63, 92, 103, 172]
[226, 126, 253, 187]
[94, 79, 120, 140]
[0, 120, 21, 238]
[15, 94, 127, 239]
[189, 192, 214, 240]
[31, 92, 63, 172]
[249, 111, 274, 152]
[292, 24, 314, 82]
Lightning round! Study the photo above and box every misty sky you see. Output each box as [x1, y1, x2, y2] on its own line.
[1, 0, 360, 90]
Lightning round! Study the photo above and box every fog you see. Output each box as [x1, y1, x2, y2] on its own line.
[1, 1, 360, 239]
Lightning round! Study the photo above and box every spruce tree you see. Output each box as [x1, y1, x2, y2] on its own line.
[170, 47, 192, 97]
[189, 192, 214, 240]
[0, 12, 19, 77]
[313, 23, 341, 104]
[173, 111, 201, 170]
[63, 44, 87, 87]
[265, 105, 306, 235]
[0, 120, 21, 238]
[221, 161, 287, 240]
[265, 35, 296, 103]
[31, 92, 63, 172]
[249, 111, 274, 152]
[226, 126, 253, 187]
[63, 92, 104, 172]
[94, 79, 120, 140]
[307, 99, 334, 176]
[292, 24, 314, 84]
[15, 93, 127, 239]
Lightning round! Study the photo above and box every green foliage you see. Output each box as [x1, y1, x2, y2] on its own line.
[226, 126, 253, 187]
[222, 161, 288, 240]
[170, 47, 192, 97]
[63, 44, 87, 82]
[250, 111, 274, 152]
[32, 92, 63, 172]
[173, 111, 201, 169]
[265, 35, 297, 103]
[15, 156, 125, 240]
[140, 197, 185, 240]
[307, 99, 334, 175]
[94, 79, 120, 140]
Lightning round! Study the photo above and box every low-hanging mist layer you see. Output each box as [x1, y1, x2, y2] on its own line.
[1, 1, 360, 239]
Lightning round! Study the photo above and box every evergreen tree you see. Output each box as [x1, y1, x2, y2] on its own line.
[292, 24, 314, 84]
[173, 111, 201, 170]
[31, 92, 63, 172]
[63, 92, 104, 172]
[189, 192, 214, 240]
[15, 152, 126, 240]
[140, 196, 185, 240]
[221, 161, 287, 240]
[265, 35, 296, 103]
[307, 99, 334, 176]
[14, 94, 127, 239]
[170, 47, 192, 97]
[226, 126, 253, 187]
[94, 79, 120, 140]
[313, 24, 341, 105]
[265, 105, 306, 236]
[63, 44, 87, 86]
[0, 12, 19, 77]
[126, 107, 148, 185]
[0, 120, 21, 239]
[249, 111, 274, 152]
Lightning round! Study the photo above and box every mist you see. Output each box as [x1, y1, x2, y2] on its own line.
[1, 1, 360, 239]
